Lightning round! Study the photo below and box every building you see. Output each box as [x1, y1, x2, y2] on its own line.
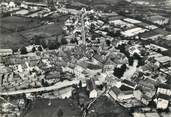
[149, 15, 169, 26]
[0, 49, 13, 56]
[157, 84, 171, 96]
[8, 2, 16, 8]
[128, 45, 141, 56]
[109, 85, 135, 101]
[86, 78, 97, 98]
[121, 27, 148, 37]
[155, 56, 171, 67]
[156, 94, 170, 110]
[118, 90, 134, 101]
[140, 31, 162, 41]
[164, 34, 171, 41]
[133, 112, 160, 117]
[141, 95, 151, 105]
[146, 44, 168, 52]
[133, 90, 143, 100]
[123, 18, 141, 24]
[108, 86, 121, 101]
[121, 79, 137, 89]
[109, 19, 134, 29]
[133, 90, 151, 105]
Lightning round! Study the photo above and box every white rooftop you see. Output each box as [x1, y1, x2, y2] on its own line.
[155, 56, 171, 63]
[123, 18, 141, 24]
[165, 34, 171, 41]
[122, 27, 148, 37]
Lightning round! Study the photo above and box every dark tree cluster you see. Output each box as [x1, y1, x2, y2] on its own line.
[70, 38, 78, 44]
[57, 108, 63, 117]
[132, 53, 145, 67]
[128, 53, 145, 67]
[105, 40, 111, 46]
[116, 43, 145, 67]
[107, 30, 121, 37]
[31, 35, 68, 50]
[41, 79, 49, 87]
[115, 44, 127, 55]
[113, 64, 127, 78]
[20, 47, 28, 54]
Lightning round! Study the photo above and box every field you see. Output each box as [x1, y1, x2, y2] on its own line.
[0, 16, 41, 32]
[24, 98, 81, 117]
[0, 15, 70, 50]
[0, 28, 30, 50]
[21, 23, 63, 39]
[87, 96, 131, 117]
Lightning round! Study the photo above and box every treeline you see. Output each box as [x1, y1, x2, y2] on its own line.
[116, 43, 145, 67]
[31, 35, 68, 50]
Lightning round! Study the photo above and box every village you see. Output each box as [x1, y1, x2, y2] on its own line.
[0, 0, 171, 117]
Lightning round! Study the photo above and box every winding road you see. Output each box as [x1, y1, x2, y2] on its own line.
[0, 80, 79, 96]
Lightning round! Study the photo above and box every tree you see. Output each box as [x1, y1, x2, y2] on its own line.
[117, 44, 126, 53]
[90, 23, 95, 32]
[48, 41, 56, 50]
[41, 40, 48, 48]
[41, 79, 49, 87]
[32, 35, 41, 45]
[57, 108, 63, 117]
[32, 47, 36, 52]
[105, 40, 111, 46]
[132, 53, 144, 67]
[38, 46, 43, 51]
[48, 40, 60, 50]
[113, 64, 127, 78]
[70, 38, 78, 44]
[79, 81, 82, 88]
[121, 64, 127, 72]
[115, 30, 121, 37]
[20, 47, 28, 54]
[128, 57, 134, 66]
[61, 38, 68, 45]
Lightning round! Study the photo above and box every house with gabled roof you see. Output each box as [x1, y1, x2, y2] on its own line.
[86, 78, 97, 98]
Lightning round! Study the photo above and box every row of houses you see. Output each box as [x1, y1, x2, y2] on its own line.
[109, 78, 171, 109]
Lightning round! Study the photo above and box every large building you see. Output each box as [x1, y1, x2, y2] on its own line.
[0, 49, 13, 56]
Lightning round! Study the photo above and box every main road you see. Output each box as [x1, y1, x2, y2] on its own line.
[0, 80, 79, 96]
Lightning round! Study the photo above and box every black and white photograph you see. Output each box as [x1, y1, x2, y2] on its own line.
[0, 0, 171, 117]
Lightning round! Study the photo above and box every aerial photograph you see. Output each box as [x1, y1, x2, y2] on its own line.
[0, 0, 171, 117]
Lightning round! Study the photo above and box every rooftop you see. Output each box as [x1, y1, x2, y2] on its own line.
[155, 56, 171, 63]
[122, 79, 136, 87]
[158, 84, 171, 90]
[119, 85, 133, 91]
[123, 18, 141, 24]
[158, 93, 170, 100]
[139, 31, 160, 38]
[165, 34, 171, 41]
[150, 15, 169, 21]
[109, 86, 121, 96]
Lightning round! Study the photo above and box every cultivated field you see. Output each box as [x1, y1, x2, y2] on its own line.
[0, 29, 30, 51]
[24, 98, 81, 117]
[21, 23, 63, 40]
[0, 15, 70, 50]
[1, 16, 41, 32]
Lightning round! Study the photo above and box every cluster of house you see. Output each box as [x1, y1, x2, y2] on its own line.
[54, 7, 170, 114]
[108, 77, 171, 109]
[0, 1, 18, 13]
[0, 53, 47, 91]
[0, 3, 171, 116]
[61, 8, 171, 108]
[147, 15, 170, 26]
[107, 45, 171, 111]
[0, 1, 65, 19]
